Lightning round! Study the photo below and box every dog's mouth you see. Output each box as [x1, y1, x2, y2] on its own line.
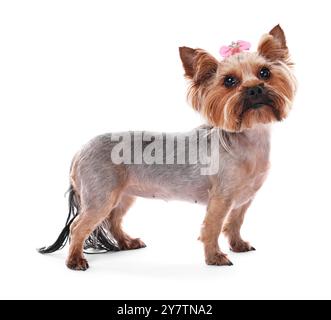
[242, 98, 275, 113]
[243, 95, 281, 117]
[237, 98, 282, 130]
[250, 102, 272, 109]
[247, 96, 275, 109]
[234, 91, 286, 131]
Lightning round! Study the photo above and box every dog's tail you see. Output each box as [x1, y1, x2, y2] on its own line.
[38, 185, 119, 254]
[38, 185, 79, 254]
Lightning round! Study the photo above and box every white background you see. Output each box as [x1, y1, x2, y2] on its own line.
[0, 0, 330, 300]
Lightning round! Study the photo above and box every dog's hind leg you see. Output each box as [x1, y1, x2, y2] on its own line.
[66, 190, 122, 271]
[107, 195, 146, 250]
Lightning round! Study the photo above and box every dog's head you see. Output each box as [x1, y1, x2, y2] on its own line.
[179, 25, 297, 132]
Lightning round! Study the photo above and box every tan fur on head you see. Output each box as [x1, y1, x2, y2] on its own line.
[180, 25, 296, 132]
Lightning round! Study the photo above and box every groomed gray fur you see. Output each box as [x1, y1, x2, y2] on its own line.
[72, 124, 270, 210]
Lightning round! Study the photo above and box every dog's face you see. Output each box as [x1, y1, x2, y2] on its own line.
[179, 25, 297, 132]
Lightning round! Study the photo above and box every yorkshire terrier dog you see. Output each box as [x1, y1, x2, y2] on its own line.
[39, 25, 296, 270]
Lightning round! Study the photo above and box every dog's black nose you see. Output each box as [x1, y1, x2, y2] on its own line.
[247, 85, 264, 97]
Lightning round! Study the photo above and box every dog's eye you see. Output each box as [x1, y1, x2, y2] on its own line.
[259, 67, 271, 80]
[224, 76, 238, 88]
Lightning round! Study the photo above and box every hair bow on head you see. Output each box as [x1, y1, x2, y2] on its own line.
[219, 40, 251, 58]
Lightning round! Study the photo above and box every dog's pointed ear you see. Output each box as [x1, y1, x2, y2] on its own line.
[179, 47, 197, 78]
[258, 25, 290, 63]
[269, 25, 287, 48]
[179, 47, 218, 83]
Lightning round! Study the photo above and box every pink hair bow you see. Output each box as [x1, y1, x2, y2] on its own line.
[219, 40, 251, 58]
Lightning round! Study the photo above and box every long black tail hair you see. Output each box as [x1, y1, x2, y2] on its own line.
[38, 185, 119, 254]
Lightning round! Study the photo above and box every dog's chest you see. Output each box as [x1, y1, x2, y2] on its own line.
[225, 141, 270, 208]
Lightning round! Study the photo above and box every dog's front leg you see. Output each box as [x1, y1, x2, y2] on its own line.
[223, 200, 256, 252]
[201, 196, 233, 266]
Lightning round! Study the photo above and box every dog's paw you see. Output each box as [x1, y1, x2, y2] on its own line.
[119, 238, 146, 250]
[230, 240, 255, 253]
[66, 257, 89, 271]
[205, 252, 233, 266]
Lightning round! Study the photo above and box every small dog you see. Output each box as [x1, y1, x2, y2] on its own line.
[39, 25, 296, 270]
